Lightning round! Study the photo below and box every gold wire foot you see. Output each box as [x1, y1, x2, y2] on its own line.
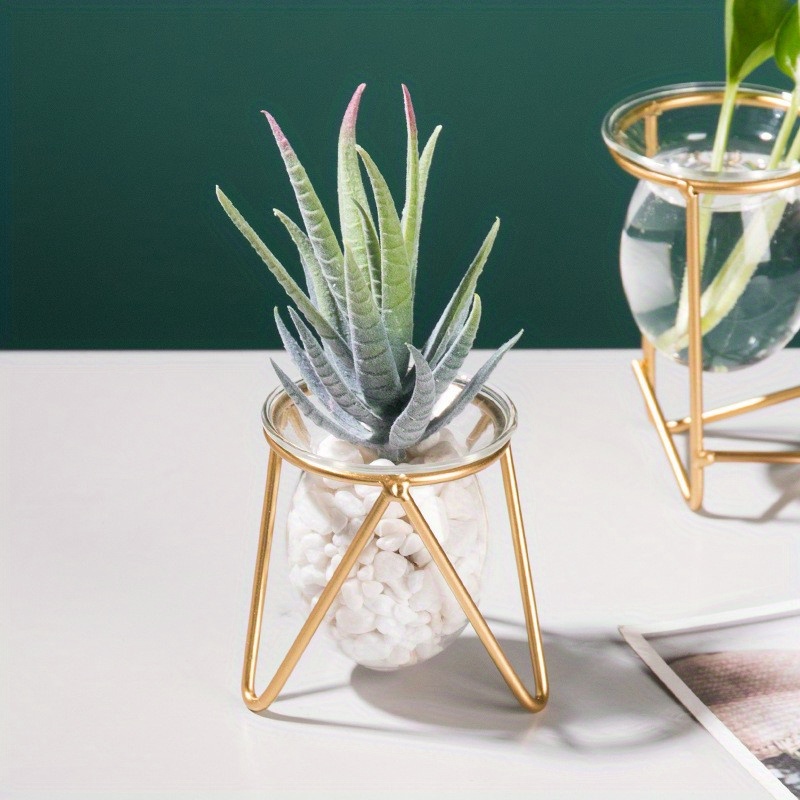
[241, 443, 548, 714]
[633, 355, 800, 511]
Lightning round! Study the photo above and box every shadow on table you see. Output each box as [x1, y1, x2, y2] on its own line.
[259, 625, 693, 750]
[696, 429, 800, 523]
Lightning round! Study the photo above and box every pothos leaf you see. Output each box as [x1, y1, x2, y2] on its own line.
[726, 0, 791, 83]
[775, 3, 800, 78]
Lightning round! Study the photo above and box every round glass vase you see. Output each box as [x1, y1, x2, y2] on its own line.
[603, 82, 800, 372]
[261, 379, 517, 671]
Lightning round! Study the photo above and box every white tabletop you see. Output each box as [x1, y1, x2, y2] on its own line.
[1, 349, 798, 799]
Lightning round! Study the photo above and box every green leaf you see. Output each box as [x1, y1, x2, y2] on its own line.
[274, 308, 369, 431]
[342, 243, 402, 407]
[337, 84, 372, 274]
[726, 0, 791, 83]
[410, 124, 442, 288]
[287, 307, 385, 429]
[263, 112, 348, 322]
[216, 186, 341, 344]
[423, 218, 500, 365]
[356, 145, 414, 374]
[354, 199, 382, 308]
[271, 360, 371, 446]
[273, 209, 341, 332]
[431, 294, 482, 396]
[425, 330, 522, 438]
[388, 346, 437, 454]
[775, 3, 800, 78]
[400, 85, 420, 272]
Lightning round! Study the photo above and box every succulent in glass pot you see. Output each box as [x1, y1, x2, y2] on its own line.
[217, 84, 521, 669]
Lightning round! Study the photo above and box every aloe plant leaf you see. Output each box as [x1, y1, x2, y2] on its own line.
[354, 199, 382, 308]
[273, 208, 341, 331]
[775, 3, 800, 78]
[425, 329, 522, 438]
[343, 243, 402, 406]
[337, 84, 372, 274]
[388, 346, 437, 453]
[400, 85, 420, 268]
[726, 0, 791, 83]
[423, 218, 500, 364]
[216, 186, 342, 343]
[410, 124, 442, 288]
[431, 294, 482, 396]
[356, 145, 414, 374]
[263, 112, 348, 322]
[271, 360, 371, 446]
[274, 308, 369, 432]
[287, 307, 385, 429]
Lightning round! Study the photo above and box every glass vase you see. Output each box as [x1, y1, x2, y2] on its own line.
[261, 379, 517, 671]
[603, 83, 800, 372]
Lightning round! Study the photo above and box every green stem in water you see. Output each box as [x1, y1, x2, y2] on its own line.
[656, 196, 787, 353]
[674, 81, 741, 334]
[710, 81, 740, 172]
[663, 83, 800, 354]
[768, 86, 800, 169]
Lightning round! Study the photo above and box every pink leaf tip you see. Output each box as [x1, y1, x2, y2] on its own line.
[261, 110, 291, 151]
[342, 83, 367, 132]
[401, 84, 417, 135]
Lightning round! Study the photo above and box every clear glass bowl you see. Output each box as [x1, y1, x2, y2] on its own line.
[603, 83, 800, 372]
[262, 379, 515, 670]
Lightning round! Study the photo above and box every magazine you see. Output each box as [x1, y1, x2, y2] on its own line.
[621, 601, 800, 800]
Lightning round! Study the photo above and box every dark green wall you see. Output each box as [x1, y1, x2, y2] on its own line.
[2, 0, 794, 349]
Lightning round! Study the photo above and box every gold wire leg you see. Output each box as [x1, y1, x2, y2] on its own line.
[400, 448, 548, 713]
[632, 359, 691, 500]
[667, 383, 800, 433]
[685, 187, 706, 511]
[241, 458, 391, 712]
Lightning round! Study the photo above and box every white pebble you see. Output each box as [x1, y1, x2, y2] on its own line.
[318, 435, 364, 465]
[300, 564, 326, 588]
[376, 532, 406, 551]
[385, 578, 413, 601]
[393, 604, 418, 625]
[441, 482, 476, 521]
[411, 547, 433, 567]
[333, 489, 363, 518]
[388, 645, 412, 666]
[305, 548, 327, 568]
[377, 615, 404, 638]
[362, 580, 383, 598]
[357, 543, 377, 565]
[376, 518, 413, 538]
[334, 606, 376, 635]
[400, 533, 424, 556]
[373, 551, 407, 582]
[357, 565, 374, 581]
[340, 579, 363, 611]
[407, 570, 425, 594]
[416, 495, 449, 544]
[365, 593, 395, 616]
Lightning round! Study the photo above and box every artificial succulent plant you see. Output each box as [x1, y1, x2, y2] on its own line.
[216, 84, 521, 461]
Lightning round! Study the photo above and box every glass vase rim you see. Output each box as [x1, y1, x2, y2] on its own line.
[602, 81, 800, 185]
[261, 376, 517, 478]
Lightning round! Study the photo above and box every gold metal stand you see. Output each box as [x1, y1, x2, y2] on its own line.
[241, 392, 549, 713]
[608, 87, 800, 511]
